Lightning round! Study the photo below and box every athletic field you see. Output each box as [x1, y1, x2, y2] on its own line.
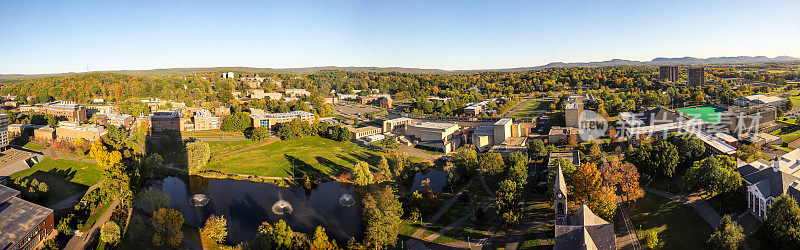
[677, 106, 725, 123]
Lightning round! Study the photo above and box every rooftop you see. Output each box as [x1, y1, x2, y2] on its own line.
[250, 110, 315, 119]
[740, 94, 785, 104]
[408, 121, 458, 130]
[0, 185, 53, 249]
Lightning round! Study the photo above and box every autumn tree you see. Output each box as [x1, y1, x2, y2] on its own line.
[187, 141, 211, 174]
[478, 152, 505, 175]
[603, 157, 644, 202]
[201, 215, 228, 244]
[451, 147, 479, 177]
[311, 226, 337, 250]
[152, 208, 184, 247]
[378, 155, 391, 180]
[351, 161, 374, 186]
[362, 186, 403, 249]
[100, 221, 121, 245]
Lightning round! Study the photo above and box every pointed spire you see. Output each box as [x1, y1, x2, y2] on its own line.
[555, 165, 568, 198]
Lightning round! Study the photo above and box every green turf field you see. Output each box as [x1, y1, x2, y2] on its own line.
[205, 136, 381, 178]
[677, 106, 726, 123]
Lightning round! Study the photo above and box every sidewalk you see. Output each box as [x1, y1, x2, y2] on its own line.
[411, 177, 476, 238]
[64, 199, 120, 250]
[643, 186, 721, 227]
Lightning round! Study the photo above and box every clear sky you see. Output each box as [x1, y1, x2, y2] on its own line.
[1, 0, 799, 74]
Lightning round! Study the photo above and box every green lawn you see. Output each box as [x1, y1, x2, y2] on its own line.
[788, 94, 800, 109]
[80, 201, 112, 232]
[207, 140, 259, 157]
[509, 100, 552, 118]
[205, 136, 382, 178]
[9, 157, 103, 205]
[769, 125, 800, 143]
[629, 193, 713, 249]
[23, 142, 45, 150]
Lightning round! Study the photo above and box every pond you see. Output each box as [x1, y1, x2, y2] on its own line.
[410, 169, 448, 193]
[155, 176, 363, 244]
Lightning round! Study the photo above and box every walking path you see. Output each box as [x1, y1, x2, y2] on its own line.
[64, 199, 120, 250]
[410, 177, 477, 238]
[615, 199, 641, 250]
[643, 186, 721, 227]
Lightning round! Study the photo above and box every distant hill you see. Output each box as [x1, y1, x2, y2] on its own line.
[1, 55, 797, 80]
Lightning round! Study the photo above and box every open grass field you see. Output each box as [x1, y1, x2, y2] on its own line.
[769, 125, 800, 143]
[205, 136, 382, 178]
[509, 100, 552, 118]
[629, 193, 712, 249]
[677, 106, 725, 123]
[9, 157, 103, 205]
[788, 95, 800, 109]
[207, 140, 259, 157]
[22, 142, 45, 150]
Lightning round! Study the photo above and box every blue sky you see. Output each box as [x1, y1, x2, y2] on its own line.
[1, 0, 799, 74]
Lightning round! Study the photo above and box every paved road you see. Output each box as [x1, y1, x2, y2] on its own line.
[64, 199, 120, 250]
[643, 187, 721, 227]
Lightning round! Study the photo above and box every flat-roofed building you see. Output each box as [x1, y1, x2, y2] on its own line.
[139, 111, 184, 133]
[214, 106, 231, 116]
[659, 66, 679, 82]
[734, 94, 787, 108]
[548, 126, 581, 144]
[33, 126, 55, 142]
[285, 89, 311, 97]
[193, 109, 222, 131]
[715, 132, 740, 147]
[84, 104, 115, 118]
[348, 126, 381, 139]
[688, 66, 705, 86]
[493, 118, 513, 145]
[488, 137, 527, 157]
[382, 117, 413, 133]
[104, 113, 134, 128]
[0, 114, 8, 150]
[55, 121, 108, 142]
[0, 185, 55, 250]
[724, 105, 777, 137]
[472, 126, 495, 152]
[20, 101, 87, 122]
[404, 121, 460, 153]
[564, 96, 584, 127]
[251, 111, 315, 129]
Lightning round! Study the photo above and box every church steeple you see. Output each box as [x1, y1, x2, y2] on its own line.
[554, 165, 568, 225]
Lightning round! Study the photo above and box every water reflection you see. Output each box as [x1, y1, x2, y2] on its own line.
[410, 170, 447, 193]
[156, 176, 363, 244]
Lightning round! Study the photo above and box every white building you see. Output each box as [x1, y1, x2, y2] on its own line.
[736, 149, 800, 220]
